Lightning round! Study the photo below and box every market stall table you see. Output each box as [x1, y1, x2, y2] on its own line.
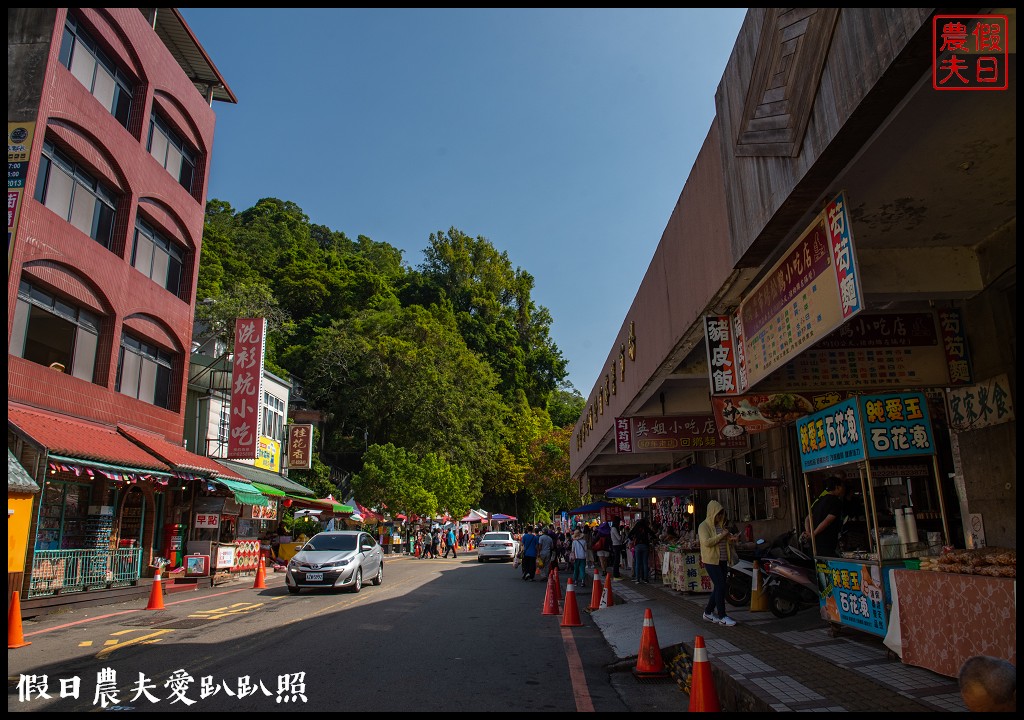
[888, 569, 1016, 678]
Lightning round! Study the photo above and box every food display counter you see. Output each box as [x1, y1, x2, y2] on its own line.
[656, 544, 712, 593]
[796, 392, 952, 638]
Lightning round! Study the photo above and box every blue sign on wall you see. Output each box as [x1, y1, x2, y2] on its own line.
[796, 397, 864, 472]
[858, 391, 935, 460]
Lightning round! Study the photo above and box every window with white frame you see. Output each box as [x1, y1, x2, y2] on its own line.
[262, 391, 285, 442]
[59, 13, 134, 129]
[132, 219, 185, 298]
[116, 334, 174, 409]
[34, 140, 118, 249]
[147, 114, 196, 194]
[9, 280, 100, 382]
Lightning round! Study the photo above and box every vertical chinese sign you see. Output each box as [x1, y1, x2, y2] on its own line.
[8, 122, 36, 271]
[227, 318, 267, 460]
[932, 14, 1009, 91]
[287, 424, 314, 470]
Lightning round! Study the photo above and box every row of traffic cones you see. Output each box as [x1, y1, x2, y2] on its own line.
[537, 566, 720, 711]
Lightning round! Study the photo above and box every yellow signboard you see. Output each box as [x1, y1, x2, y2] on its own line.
[254, 436, 281, 472]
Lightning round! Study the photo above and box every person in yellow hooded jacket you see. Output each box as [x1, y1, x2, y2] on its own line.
[698, 499, 739, 627]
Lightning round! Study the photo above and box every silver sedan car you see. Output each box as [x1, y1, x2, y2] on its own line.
[476, 531, 520, 562]
[286, 530, 383, 594]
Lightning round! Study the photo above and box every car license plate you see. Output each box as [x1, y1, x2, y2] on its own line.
[305, 572, 323, 581]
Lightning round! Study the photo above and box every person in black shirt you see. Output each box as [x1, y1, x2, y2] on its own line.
[801, 476, 845, 557]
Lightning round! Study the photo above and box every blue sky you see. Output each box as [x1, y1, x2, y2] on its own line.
[179, 8, 748, 396]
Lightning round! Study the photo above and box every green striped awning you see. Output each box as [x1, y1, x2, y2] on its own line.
[251, 482, 286, 497]
[213, 478, 269, 507]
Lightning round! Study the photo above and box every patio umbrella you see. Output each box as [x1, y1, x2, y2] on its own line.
[567, 500, 618, 514]
[606, 464, 781, 498]
[490, 513, 516, 521]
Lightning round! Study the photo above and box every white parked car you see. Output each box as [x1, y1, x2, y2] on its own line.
[476, 531, 520, 562]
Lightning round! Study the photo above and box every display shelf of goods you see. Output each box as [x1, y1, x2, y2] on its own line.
[920, 547, 1016, 577]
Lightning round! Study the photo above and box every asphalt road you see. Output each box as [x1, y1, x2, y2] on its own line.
[8, 554, 689, 712]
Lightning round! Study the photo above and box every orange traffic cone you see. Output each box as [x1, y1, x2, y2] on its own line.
[688, 635, 720, 712]
[632, 608, 669, 679]
[8, 591, 31, 648]
[253, 556, 267, 589]
[146, 570, 165, 611]
[587, 568, 603, 611]
[542, 570, 561, 615]
[599, 571, 615, 609]
[560, 580, 583, 627]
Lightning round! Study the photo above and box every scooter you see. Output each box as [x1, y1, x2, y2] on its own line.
[726, 530, 801, 608]
[759, 540, 819, 618]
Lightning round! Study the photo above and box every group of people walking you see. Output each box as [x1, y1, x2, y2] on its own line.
[414, 526, 473, 559]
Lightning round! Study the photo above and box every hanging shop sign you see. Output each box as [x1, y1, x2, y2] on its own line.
[705, 191, 863, 396]
[254, 435, 281, 473]
[937, 307, 973, 386]
[248, 503, 278, 521]
[195, 513, 220, 529]
[752, 311, 960, 392]
[945, 373, 1015, 432]
[227, 318, 267, 460]
[287, 424, 314, 470]
[8, 121, 37, 269]
[796, 391, 936, 473]
[711, 390, 850, 437]
[613, 415, 747, 453]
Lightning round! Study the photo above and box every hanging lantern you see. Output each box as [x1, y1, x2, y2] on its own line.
[283, 498, 292, 508]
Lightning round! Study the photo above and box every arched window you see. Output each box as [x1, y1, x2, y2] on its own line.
[9, 280, 100, 382]
[116, 333, 174, 409]
[59, 13, 134, 129]
[34, 140, 118, 249]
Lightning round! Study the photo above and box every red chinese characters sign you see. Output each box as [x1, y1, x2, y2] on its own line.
[614, 415, 747, 453]
[932, 15, 1009, 91]
[287, 424, 314, 470]
[227, 318, 267, 460]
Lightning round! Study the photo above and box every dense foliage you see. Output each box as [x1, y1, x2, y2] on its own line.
[196, 198, 586, 522]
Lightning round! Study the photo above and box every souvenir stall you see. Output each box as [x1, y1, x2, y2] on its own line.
[795, 391, 952, 639]
[606, 464, 783, 594]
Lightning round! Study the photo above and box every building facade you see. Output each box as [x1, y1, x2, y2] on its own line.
[570, 9, 1015, 551]
[7, 8, 248, 614]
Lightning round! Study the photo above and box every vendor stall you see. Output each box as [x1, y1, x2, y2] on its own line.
[187, 496, 241, 573]
[795, 391, 952, 638]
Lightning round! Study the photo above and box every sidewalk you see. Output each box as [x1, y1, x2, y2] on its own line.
[591, 574, 968, 712]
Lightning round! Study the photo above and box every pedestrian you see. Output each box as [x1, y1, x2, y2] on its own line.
[444, 526, 458, 558]
[583, 526, 595, 571]
[958, 655, 1016, 712]
[800, 476, 845, 557]
[592, 520, 612, 576]
[430, 529, 441, 559]
[610, 518, 623, 578]
[628, 517, 653, 584]
[520, 526, 539, 581]
[566, 529, 584, 586]
[698, 499, 738, 627]
[537, 526, 554, 579]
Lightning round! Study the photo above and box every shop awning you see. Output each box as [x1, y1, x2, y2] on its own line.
[567, 500, 618, 514]
[250, 482, 286, 497]
[285, 495, 354, 514]
[212, 478, 269, 507]
[117, 425, 247, 480]
[9, 402, 171, 473]
[8, 450, 40, 494]
[215, 458, 316, 496]
[606, 464, 783, 498]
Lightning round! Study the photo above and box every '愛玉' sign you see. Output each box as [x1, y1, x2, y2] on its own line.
[227, 318, 267, 460]
[797, 391, 935, 472]
[706, 192, 863, 396]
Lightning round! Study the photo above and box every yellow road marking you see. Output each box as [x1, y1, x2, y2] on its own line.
[103, 639, 118, 646]
[96, 630, 172, 660]
[78, 641, 93, 647]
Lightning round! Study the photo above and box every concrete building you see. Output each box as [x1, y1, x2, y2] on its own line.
[7, 8, 246, 614]
[570, 9, 1015, 553]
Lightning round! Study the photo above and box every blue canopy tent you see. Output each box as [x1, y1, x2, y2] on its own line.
[567, 500, 620, 515]
[606, 464, 782, 498]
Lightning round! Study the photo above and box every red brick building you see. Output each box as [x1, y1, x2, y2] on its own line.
[7, 8, 244, 613]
